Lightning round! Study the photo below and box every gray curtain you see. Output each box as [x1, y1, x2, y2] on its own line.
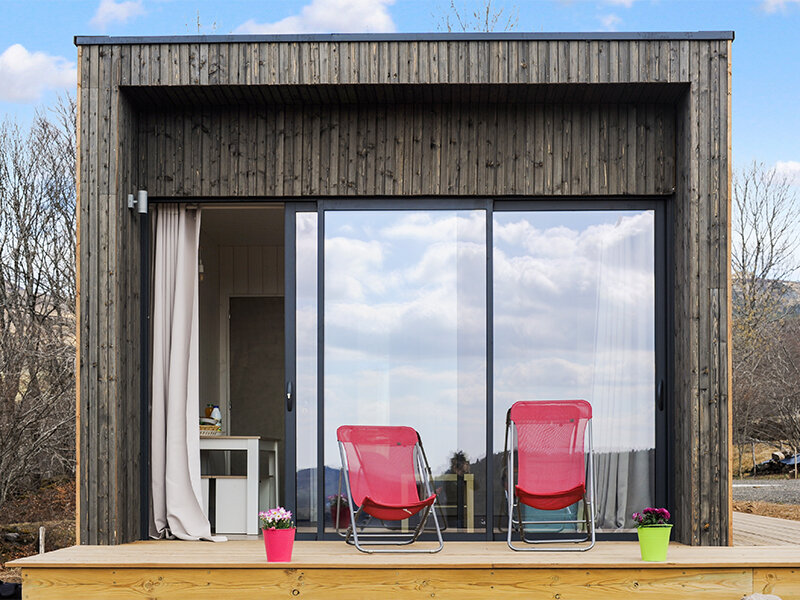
[150, 204, 224, 541]
[593, 449, 654, 530]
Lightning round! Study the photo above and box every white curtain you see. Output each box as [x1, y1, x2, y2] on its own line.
[590, 212, 655, 529]
[150, 204, 224, 541]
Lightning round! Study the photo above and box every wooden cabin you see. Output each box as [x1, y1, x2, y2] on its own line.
[22, 31, 796, 600]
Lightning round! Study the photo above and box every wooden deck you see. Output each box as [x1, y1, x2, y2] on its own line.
[733, 510, 800, 546]
[10, 540, 800, 599]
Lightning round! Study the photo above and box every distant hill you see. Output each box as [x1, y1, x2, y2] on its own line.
[783, 281, 800, 315]
[732, 278, 800, 319]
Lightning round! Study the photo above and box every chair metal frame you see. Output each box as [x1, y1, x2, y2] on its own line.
[504, 402, 597, 551]
[336, 428, 444, 553]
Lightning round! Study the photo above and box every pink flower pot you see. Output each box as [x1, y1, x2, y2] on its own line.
[263, 527, 296, 562]
[331, 505, 351, 529]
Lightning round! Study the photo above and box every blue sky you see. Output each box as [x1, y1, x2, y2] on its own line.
[0, 0, 798, 181]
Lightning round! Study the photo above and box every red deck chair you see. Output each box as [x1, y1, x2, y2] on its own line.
[336, 425, 443, 553]
[504, 400, 596, 551]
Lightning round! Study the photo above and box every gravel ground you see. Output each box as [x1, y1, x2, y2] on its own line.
[732, 478, 800, 504]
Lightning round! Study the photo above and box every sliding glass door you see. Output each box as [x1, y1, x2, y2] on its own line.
[323, 209, 487, 533]
[285, 199, 667, 540]
[492, 207, 662, 533]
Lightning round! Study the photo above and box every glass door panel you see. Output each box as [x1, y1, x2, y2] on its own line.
[492, 210, 656, 532]
[289, 210, 319, 533]
[323, 210, 487, 533]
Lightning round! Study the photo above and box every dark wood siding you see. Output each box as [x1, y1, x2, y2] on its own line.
[77, 44, 141, 545]
[116, 40, 705, 87]
[77, 37, 731, 546]
[671, 39, 732, 546]
[137, 102, 675, 198]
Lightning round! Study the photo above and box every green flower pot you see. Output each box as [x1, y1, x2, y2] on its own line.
[637, 524, 672, 561]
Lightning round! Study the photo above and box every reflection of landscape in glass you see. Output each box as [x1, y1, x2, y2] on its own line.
[493, 211, 656, 531]
[323, 211, 487, 532]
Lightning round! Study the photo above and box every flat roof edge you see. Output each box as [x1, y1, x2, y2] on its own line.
[74, 31, 735, 46]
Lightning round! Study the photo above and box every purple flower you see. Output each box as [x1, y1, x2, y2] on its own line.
[632, 506, 671, 526]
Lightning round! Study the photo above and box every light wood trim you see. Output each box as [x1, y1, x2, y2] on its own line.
[725, 38, 734, 547]
[20, 565, 756, 600]
[753, 568, 800, 598]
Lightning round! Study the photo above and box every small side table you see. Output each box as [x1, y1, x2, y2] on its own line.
[199, 436, 279, 535]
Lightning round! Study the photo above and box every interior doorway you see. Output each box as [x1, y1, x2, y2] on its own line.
[228, 296, 285, 500]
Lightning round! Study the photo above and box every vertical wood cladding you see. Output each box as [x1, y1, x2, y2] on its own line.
[77, 44, 141, 545]
[137, 103, 676, 198]
[77, 37, 730, 545]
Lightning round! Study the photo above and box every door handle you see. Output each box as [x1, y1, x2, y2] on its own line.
[657, 379, 664, 412]
[286, 381, 293, 412]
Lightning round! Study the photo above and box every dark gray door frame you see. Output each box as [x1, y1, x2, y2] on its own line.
[141, 196, 672, 542]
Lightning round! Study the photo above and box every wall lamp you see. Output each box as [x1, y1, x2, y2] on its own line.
[127, 190, 148, 214]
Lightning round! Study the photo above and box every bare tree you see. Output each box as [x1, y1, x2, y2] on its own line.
[0, 96, 76, 509]
[731, 161, 800, 469]
[438, 0, 519, 32]
[759, 319, 800, 447]
[732, 162, 800, 351]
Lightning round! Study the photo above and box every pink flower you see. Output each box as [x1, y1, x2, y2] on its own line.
[259, 506, 294, 529]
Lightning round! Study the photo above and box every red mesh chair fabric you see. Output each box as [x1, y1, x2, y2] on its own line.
[337, 425, 436, 521]
[509, 400, 592, 511]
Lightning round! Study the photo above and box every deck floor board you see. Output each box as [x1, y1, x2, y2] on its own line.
[10, 539, 800, 569]
[732, 511, 800, 546]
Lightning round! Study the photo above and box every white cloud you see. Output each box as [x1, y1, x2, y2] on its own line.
[606, 0, 636, 7]
[761, 0, 800, 13]
[320, 209, 656, 456]
[0, 44, 76, 103]
[90, 0, 145, 30]
[599, 13, 622, 30]
[774, 160, 800, 186]
[236, 0, 396, 34]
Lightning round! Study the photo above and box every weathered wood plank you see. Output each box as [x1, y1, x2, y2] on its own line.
[607, 104, 618, 195]
[551, 103, 563, 193]
[697, 39, 712, 545]
[86, 44, 100, 546]
[76, 45, 89, 545]
[589, 103, 599, 194]
[105, 45, 120, 544]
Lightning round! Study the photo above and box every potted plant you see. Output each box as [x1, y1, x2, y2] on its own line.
[259, 507, 295, 562]
[632, 507, 672, 562]
[328, 494, 351, 530]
